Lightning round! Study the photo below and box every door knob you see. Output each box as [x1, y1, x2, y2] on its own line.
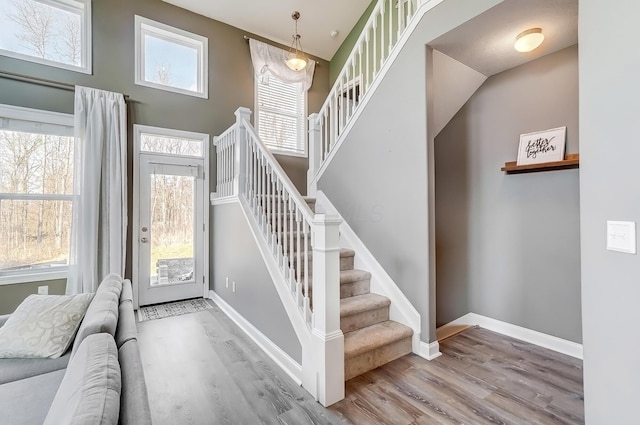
[141, 237, 148, 243]
[141, 227, 148, 232]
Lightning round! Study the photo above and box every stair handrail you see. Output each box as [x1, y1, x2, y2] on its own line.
[308, 0, 421, 190]
[213, 108, 344, 406]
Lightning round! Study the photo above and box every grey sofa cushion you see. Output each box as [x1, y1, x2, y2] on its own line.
[0, 350, 70, 384]
[0, 368, 65, 425]
[115, 300, 137, 349]
[118, 339, 152, 425]
[71, 277, 122, 356]
[120, 279, 133, 304]
[44, 333, 121, 425]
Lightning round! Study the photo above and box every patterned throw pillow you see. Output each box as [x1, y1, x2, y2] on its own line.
[0, 293, 94, 359]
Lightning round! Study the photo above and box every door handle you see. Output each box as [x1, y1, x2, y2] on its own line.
[141, 237, 148, 243]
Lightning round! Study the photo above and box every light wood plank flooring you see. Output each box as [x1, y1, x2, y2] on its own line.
[137, 302, 584, 425]
[331, 327, 584, 425]
[136, 300, 346, 425]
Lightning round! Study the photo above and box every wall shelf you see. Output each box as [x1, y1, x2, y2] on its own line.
[501, 153, 579, 174]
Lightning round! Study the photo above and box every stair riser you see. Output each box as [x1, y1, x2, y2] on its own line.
[345, 337, 412, 381]
[340, 279, 370, 299]
[341, 306, 389, 333]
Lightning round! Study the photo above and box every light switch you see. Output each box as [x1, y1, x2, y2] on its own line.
[607, 221, 636, 254]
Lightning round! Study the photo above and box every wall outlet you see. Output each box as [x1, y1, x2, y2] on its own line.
[37, 286, 48, 295]
[232, 281, 236, 293]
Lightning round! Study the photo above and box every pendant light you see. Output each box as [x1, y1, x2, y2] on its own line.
[286, 11, 308, 71]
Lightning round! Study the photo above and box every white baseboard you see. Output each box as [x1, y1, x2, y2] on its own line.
[208, 290, 303, 385]
[419, 340, 442, 360]
[437, 313, 583, 360]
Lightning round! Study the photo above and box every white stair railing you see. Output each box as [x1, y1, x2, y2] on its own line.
[213, 108, 344, 407]
[308, 0, 420, 191]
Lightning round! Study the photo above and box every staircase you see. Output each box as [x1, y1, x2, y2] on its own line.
[213, 108, 418, 403]
[303, 199, 414, 380]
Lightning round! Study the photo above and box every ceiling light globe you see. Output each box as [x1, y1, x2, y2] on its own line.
[286, 53, 307, 71]
[514, 28, 544, 52]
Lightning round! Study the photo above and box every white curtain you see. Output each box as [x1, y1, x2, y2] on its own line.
[249, 38, 316, 91]
[67, 86, 127, 294]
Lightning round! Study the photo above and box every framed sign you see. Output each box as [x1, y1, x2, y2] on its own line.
[516, 126, 566, 166]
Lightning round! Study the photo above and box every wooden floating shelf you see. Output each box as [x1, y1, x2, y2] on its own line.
[501, 153, 579, 174]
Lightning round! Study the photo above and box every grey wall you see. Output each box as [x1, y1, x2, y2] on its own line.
[580, 1, 640, 422]
[435, 45, 582, 343]
[0, 280, 66, 315]
[0, 0, 329, 308]
[211, 203, 301, 362]
[318, 0, 502, 343]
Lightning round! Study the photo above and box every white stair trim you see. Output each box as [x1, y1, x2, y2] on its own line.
[208, 290, 303, 385]
[419, 340, 442, 360]
[437, 313, 584, 359]
[314, 190, 425, 357]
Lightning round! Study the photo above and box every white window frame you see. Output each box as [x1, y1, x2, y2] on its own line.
[0, 0, 92, 74]
[134, 16, 208, 99]
[254, 77, 308, 158]
[0, 104, 74, 286]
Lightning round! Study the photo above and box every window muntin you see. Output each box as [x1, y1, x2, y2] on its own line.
[255, 77, 307, 157]
[0, 105, 75, 281]
[135, 16, 208, 98]
[0, 0, 92, 73]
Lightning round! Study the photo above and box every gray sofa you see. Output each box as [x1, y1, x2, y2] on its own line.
[0, 275, 152, 425]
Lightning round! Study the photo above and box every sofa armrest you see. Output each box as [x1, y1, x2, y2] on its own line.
[0, 314, 10, 328]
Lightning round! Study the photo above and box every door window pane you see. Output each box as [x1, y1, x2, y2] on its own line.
[149, 173, 194, 286]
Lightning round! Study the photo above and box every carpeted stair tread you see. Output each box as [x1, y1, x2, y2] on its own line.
[308, 269, 371, 285]
[289, 248, 355, 259]
[344, 320, 413, 360]
[340, 294, 390, 318]
[339, 269, 371, 284]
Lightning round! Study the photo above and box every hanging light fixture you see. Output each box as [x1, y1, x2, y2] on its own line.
[286, 11, 308, 71]
[514, 28, 544, 52]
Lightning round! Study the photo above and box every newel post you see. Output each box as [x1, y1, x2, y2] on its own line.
[234, 107, 252, 196]
[303, 213, 344, 406]
[307, 113, 321, 197]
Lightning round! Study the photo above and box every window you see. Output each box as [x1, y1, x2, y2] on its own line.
[0, 104, 75, 283]
[0, 0, 92, 73]
[255, 76, 307, 157]
[135, 16, 208, 98]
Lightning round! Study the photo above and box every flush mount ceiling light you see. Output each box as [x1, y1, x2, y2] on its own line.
[514, 28, 544, 52]
[286, 11, 308, 71]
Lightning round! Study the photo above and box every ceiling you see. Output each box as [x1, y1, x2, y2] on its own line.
[161, 0, 372, 61]
[430, 0, 578, 77]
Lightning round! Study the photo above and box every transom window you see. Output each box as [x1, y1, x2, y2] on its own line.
[0, 104, 75, 283]
[0, 0, 92, 73]
[134, 16, 208, 99]
[255, 76, 307, 157]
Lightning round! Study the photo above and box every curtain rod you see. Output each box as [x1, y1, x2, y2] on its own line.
[0, 70, 130, 99]
[243, 36, 320, 66]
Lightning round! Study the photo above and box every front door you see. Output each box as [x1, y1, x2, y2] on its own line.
[133, 125, 209, 307]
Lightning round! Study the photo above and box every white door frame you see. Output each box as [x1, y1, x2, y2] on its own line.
[132, 125, 210, 309]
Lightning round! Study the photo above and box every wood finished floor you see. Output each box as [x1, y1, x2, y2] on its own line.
[136, 300, 346, 425]
[331, 327, 584, 425]
[137, 303, 584, 425]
